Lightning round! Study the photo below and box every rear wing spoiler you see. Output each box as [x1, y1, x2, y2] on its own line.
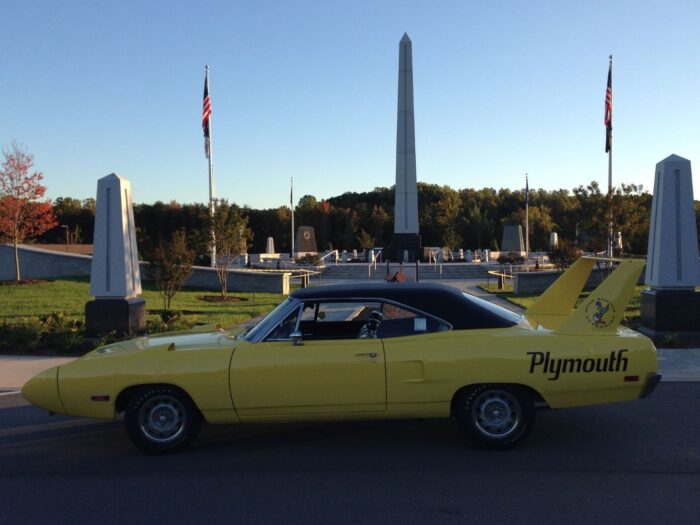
[524, 257, 645, 334]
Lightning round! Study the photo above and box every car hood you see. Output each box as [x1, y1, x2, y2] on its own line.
[85, 326, 245, 359]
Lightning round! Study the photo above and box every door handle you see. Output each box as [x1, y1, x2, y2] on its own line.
[355, 352, 377, 358]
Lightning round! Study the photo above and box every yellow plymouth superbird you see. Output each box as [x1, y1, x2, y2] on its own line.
[22, 257, 660, 454]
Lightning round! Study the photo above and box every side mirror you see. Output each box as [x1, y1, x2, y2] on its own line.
[290, 331, 304, 346]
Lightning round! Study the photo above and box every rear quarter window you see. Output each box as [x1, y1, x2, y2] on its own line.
[377, 303, 450, 338]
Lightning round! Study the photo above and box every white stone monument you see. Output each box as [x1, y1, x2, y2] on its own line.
[86, 174, 146, 335]
[645, 155, 700, 288]
[641, 154, 700, 335]
[392, 33, 420, 261]
[266, 237, 275, 254]
[549, 232, 559, 249]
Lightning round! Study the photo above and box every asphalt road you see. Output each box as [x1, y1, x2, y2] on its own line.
[1, 384, 699, 525]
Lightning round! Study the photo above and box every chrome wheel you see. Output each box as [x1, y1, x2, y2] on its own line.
[138, 395, 186, 443]
[471, 389, 521, 439]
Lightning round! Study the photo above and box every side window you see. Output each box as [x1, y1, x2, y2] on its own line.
[378, 303, 450, 338]
[298, 301, 382, 340]
[265, 306, 301, 341]
[317, 302, 381, 323]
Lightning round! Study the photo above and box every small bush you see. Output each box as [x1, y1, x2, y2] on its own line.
[296, 254, 321, 265]
[662, 333, 681, 347]
[40, 312, 84, 354]
[0, 317, 44, 352]
[497, 252, 525, 264]
[145, 230, 195, 311]
[550, 241, 581, 271]
[0, 312, 98, 355]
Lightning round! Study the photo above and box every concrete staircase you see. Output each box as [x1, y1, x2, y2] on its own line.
[317, 263, 491, 281]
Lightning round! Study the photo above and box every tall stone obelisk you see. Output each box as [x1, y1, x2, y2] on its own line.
[640, 154, 700, 338]
[392, 33, 420, 262]
[85, 174, 146, 336]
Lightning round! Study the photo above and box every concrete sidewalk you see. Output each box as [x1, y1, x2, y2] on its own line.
[1, 348, 699, 392]
[0, 356, 76, 391]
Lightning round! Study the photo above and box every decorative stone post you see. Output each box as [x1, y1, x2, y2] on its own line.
[85, 174, 146, 336]
[640, 155, 700, 338]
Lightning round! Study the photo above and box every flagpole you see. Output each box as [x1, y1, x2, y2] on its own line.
[607, 55, 613, 259]
[525, 173, 529, 259]
[204, 65, 216, 267]
[290, 177, 295, 259]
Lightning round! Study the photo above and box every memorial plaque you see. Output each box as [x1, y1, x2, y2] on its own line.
[502, 225, 525, 253]
[295, 226, 318, 253]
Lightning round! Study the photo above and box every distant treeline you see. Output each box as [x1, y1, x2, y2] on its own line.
[38, 182, 700, 259]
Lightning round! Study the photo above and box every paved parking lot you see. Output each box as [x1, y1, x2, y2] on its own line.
[1, 383, 699, 524]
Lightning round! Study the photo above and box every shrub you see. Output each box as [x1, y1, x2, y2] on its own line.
[145, 230, 195, 311]
[497, 252, 525, 264]
[40, 312, 84, 354]
[0, 317, 44, 352]
[550, 240, 581, 271]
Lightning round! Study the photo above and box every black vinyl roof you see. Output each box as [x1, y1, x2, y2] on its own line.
[291, 282, 519, 330]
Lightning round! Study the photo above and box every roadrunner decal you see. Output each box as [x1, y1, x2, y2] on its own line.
[585, 298, 616, 328]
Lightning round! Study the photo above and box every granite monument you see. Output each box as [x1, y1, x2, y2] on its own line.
[85, 174, 146, 336]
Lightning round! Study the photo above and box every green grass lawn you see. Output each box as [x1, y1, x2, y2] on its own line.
[0, 277, 283, 326]
[0, 278, 285, 354]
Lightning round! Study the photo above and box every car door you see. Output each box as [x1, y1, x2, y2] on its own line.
[378, 302, 454, 407]
[230, 300, 386, 418]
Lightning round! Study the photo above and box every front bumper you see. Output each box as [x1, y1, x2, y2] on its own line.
[640, 373, 662, 399]
[21, 366, 67, 414]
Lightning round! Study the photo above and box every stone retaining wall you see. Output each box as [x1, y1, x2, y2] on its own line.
[0, 244, 289, 294]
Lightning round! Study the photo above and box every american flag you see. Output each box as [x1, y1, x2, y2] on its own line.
[604, 60, 612, 153]
[203, 68, 212, 158]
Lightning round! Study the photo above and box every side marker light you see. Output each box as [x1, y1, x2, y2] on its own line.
[91, 395, 111, 402]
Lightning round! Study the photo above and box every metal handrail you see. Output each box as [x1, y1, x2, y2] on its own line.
[368, 248, 382, 277]
[316, 250, 339, 267]
[427, 248, 440, 270]
[486, 267, 514, 290]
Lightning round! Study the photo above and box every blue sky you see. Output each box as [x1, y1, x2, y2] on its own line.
[2, 0, 699, 209]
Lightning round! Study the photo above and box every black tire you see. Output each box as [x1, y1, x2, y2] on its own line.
[455, 384, 535, 450]
[124, 386, 202, 454]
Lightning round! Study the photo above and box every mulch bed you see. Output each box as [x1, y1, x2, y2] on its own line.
[197, 296, 249, 303]
[0, 279, 51, 286]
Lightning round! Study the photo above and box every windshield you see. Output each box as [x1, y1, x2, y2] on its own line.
[242, 298, 296, 341]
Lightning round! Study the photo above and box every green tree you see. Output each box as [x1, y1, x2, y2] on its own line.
[443, 224, 462, 252]
[211, 200, 252, 297]
[356, 229, 374, 251]
[611, 183, 651, 255]
[145, 230, 195, 311]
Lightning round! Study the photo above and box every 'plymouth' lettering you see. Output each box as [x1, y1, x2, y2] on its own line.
[526, 349, 629, 381]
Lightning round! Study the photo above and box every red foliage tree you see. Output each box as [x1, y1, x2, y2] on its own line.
[0, 144, 58, 281]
